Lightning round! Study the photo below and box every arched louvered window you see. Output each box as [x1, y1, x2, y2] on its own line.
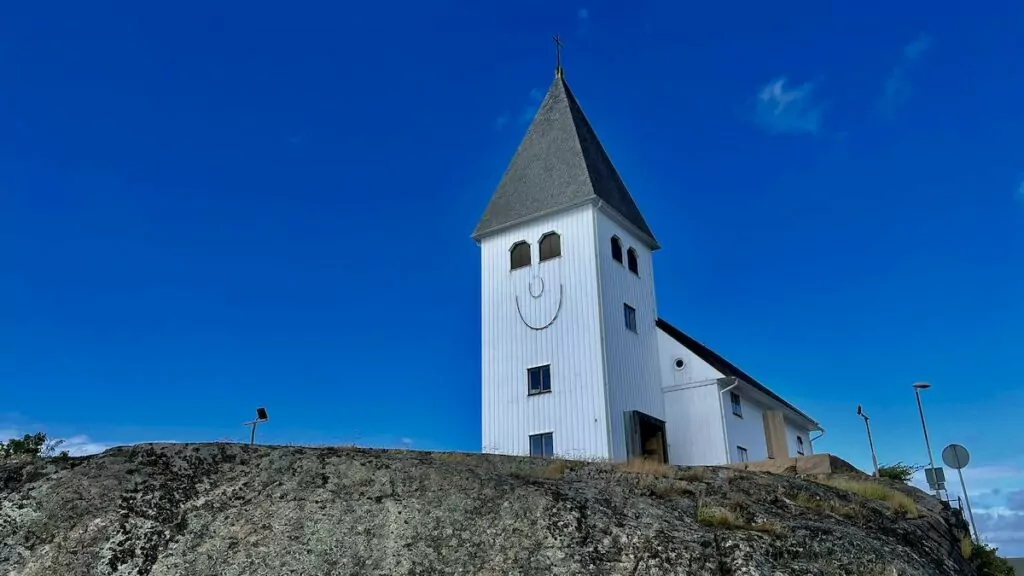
[510, 241, 531, 271]
[539, 232, 561, 262]
[610, 236, 623, 263]
[627, 248, 639, 275]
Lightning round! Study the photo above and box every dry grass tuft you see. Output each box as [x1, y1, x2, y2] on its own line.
[792, 492, 859, 519]
[749, 521, 783, 535]
[433, 452, 474, 462]
[535, 460, 572, 479]
[677, 467, 708, 482]
[696, 504, 782, 534]
[697, 505, 736, 527]
[959, 534, 973, 559]
[816, 477, 919, 518]
[618, 458, 676, 477]
[648, 480, 695, 499]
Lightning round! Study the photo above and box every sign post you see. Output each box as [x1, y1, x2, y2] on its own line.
[942, 443, 979, 543]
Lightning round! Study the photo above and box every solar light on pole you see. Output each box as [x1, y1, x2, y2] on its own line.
[913, 382, 942, 497]
[856, 405, 880, 477]
[243, 407, 269, 446]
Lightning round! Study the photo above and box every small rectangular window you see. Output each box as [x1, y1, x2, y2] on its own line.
[730, 391, 742, 418]
[529, 432, 554, 458]
[737, 446, 748, 463]
[623, 303, 637, 332]
[797, 436, 805, 456]
[527, 364, 552, 395]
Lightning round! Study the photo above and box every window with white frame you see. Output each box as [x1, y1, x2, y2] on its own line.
[730, 391, 743, 418]
[737, 445, 748, 463]
[527, 364, 552, 395]
[623, 303, 637, 332]
[529, 432, 554, 458]
[797, 435, 805, 455]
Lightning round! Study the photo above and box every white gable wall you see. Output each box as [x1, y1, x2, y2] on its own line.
[657, 329, 729, 465]
[658, 331, 724, 387]
[480, 205, 611, 459]
[595, 209, 665, 461]
[663, 385, 728, 465]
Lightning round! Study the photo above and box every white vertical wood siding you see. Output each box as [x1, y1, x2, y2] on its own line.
[595, 209, 666, 462]
[663, 385, 728, 465]
[785, 420, 814, 457]
[656, 329, 729, 465]
[724, 389, 769, 463]
[480, 205, 611, 459]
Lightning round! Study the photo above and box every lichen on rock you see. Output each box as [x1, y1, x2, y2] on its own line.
[0, 443, 984, 575]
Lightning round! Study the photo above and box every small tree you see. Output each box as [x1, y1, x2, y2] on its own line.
[0, 432, 69, 460]
[970, 541, 1015, 576]
[877, 461, 923, 484]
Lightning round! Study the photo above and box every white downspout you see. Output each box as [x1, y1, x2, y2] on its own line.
[718, 377, 740, 464]
[810, 427, 826, 453]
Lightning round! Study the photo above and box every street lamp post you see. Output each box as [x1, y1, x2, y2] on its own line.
[856, 405, 880, 477]
[913, 382, 940, 497]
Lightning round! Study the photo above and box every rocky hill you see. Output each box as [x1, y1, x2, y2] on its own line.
[0, 443, 987, 575]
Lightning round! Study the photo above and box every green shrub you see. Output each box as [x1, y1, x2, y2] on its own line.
[877, 462, 923, 484]
[0, 432, 69, 460]
[970, 541, 1015, 576]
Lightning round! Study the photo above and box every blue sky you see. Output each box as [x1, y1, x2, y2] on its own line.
[2, 0, 1023, 554]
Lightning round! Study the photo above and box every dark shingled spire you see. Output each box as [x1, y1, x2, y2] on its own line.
[472, 75, 657, 248]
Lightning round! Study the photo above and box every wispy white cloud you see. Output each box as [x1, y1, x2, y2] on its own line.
[878, 34, 933, 116]
[1007, 489, 1024, 511]
[497, 87, 545, 131]
[911, 463, 1024, 555]
[517, 88, 545, 124]
[754, 77, 825, 135]
[59, 434, 113, 456]
[577, 8, 590, 35]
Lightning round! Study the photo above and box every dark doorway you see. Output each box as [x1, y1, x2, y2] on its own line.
[624, 410, 668, 464]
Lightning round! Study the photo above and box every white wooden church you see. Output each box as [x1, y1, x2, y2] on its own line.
[473, 66, 822, 466]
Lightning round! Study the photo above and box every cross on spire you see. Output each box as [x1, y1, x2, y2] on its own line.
[553, 34, 564, 78]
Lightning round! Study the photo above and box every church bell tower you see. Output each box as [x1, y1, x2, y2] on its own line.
[473, 58, 666, 463]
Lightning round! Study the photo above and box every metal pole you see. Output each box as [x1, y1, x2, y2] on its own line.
[954, 458, 981, 542]
[249, 422, 257, 446]
[914, 386, 938, 496]
[862, 416, 880, 477]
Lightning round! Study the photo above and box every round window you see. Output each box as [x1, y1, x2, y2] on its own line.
[673, 358, 685, 370]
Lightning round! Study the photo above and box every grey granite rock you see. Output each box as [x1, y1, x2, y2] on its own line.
[0, 443, 982, 575]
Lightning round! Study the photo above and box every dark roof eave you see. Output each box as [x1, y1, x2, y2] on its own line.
[472, 198, 661, 250]
[656, 317, 820, 429]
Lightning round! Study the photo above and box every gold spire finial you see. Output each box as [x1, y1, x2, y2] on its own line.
[553, 33, 564, 78]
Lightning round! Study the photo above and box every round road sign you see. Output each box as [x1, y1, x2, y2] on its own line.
[941, 444, 970, 470]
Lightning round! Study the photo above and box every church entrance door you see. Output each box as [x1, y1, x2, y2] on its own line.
[624, 410, 668, 464]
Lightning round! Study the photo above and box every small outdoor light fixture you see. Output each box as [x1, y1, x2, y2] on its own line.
[856, 404, 880, 477]
[244, 407, 270, 446]
[912, 381, 942, 496]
